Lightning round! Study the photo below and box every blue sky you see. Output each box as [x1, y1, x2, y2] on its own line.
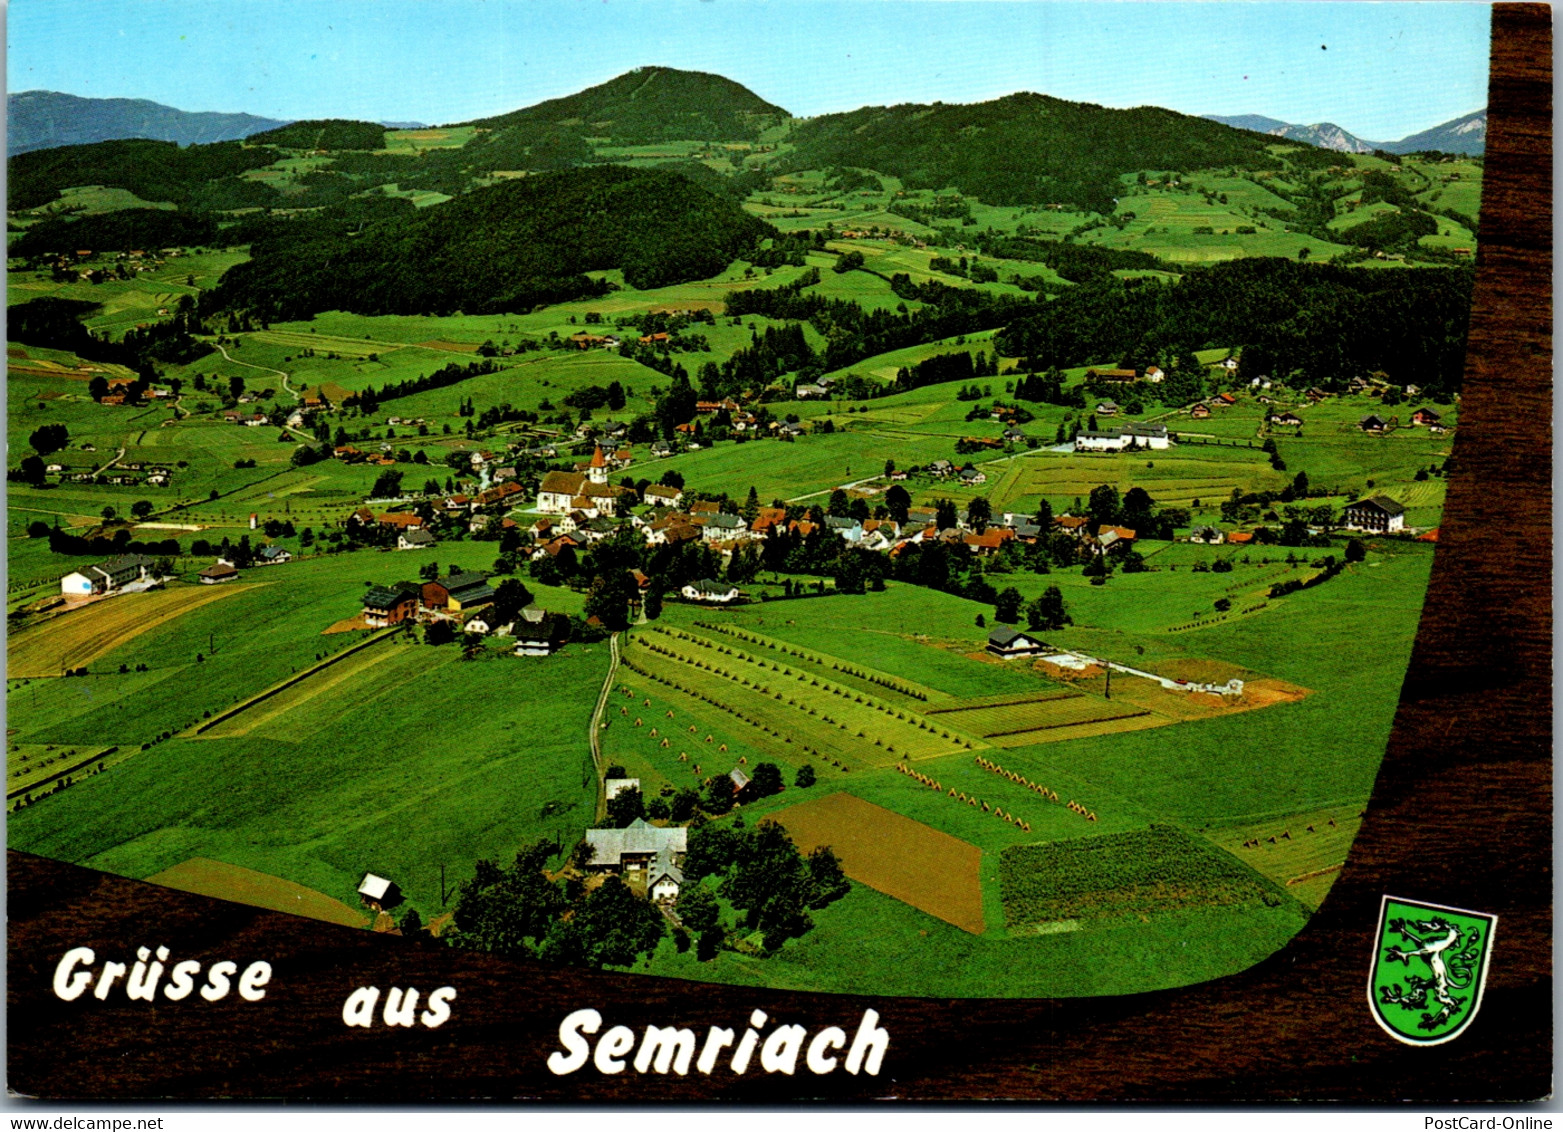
[8, 1, 1491, 141]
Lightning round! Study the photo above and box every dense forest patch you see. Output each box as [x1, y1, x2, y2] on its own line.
[246, 119, 387, 151]
[9, 138, 279, 210]
[205, 165, 774, 319]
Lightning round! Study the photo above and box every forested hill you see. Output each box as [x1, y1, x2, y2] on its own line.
[246, 119, 387, 150]
[9, 138, 282, 211]
[994, 258, 1474, 396]
[7, 91, 287, 156]
[204, 165, 775, 320]
[461, 67, 790, 143]
[780, 93, 1320, 213]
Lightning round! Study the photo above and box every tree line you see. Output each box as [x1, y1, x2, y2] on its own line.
[343, 358, 506, 413]
[726, 273, 1038, 377]
[995, 257, 1472, 397]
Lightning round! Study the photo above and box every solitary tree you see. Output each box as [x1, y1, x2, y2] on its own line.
[1026, 585, 1072, 631]
[705, 774, 735, 814]
[669, 787, 701, 822]
[806, 846, 851, 907]
[28, 423, 68, 455]
[1087, 484, 1121, 528]
[884, 484, 911, 524]
[748, 762, 783, 798]
[994, 587, 1024, 624]
[675, 882, 721, 934]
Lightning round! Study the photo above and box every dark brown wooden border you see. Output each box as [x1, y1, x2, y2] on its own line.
[7, 2, 1551, 1102]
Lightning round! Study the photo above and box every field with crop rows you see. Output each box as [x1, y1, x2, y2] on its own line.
[925, 691, 1150, 744]
[700, 585, 1056, 698]
[998, 824, 1290, 926]
[8, 584, 254, 677]
[622, 624, 980, 766]
[1204, 802, 1365, 910]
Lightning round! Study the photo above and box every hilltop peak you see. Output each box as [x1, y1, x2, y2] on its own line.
[459, 67, 789, 143]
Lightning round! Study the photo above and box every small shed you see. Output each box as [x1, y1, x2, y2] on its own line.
[199, 562, 239, 585]
[357, 872, 401, 912]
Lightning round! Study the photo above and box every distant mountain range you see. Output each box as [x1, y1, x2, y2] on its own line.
[1390, 110, 1487, 155]
[7, 91, 288, 155]
[1203, 110, 1486, 156]
[7, 92, 428, 156]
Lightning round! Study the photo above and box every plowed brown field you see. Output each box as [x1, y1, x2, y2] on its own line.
[771, 792, 985, 934]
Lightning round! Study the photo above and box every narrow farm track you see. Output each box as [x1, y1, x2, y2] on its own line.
[212, 342, 299, 403]
[587, 632, 620, 823]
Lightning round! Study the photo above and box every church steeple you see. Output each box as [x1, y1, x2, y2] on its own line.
[588, 443, 609, 484]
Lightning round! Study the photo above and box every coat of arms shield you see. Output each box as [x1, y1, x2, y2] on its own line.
[1369, 896, 1497, 1046]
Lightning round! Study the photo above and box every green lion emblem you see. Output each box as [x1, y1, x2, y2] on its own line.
[1369, 896, 1496, 1045]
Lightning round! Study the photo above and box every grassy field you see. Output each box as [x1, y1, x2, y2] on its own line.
[9, 584, 256, 677]
[9, 184, 177, 222]
[1204, 801, 1365, 910]
[5, 545, 584, 746]
[8, 615, 607, 920]
[381, 126, 482, 153]
[9, 251, 249, 338]
[146, 857, 370, 927]
[682, 585, 1055, 698]
[816, 331, 1009, 387]
[638, 866, 1309, 998]
[1024, 542, 1434, 828]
